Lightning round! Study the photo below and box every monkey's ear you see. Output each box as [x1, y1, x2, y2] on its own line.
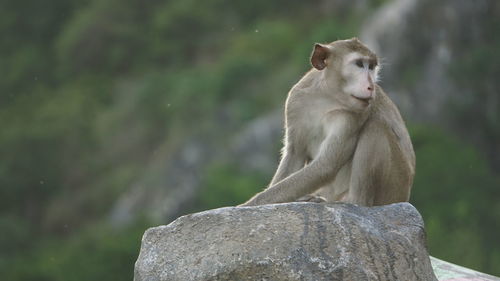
[311, 43, 330, 70]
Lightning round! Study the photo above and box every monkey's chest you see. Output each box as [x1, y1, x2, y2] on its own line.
[290, 109, 331, 161]
[305, 129, 325, 160]
[288, 99, 341, 161]
[293, 116, 328, 161]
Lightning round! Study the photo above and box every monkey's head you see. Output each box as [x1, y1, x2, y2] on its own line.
[310, 38, 380, 109]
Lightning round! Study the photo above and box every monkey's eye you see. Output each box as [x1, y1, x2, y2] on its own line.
[355, 59, 364, 68]
[368, 63, 376, 70]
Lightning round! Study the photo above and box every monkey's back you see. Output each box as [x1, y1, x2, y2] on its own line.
[365, 86, 416, 204]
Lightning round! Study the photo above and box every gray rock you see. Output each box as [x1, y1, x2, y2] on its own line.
[431, 257, 500, 281]
[134, 202, 438, 281]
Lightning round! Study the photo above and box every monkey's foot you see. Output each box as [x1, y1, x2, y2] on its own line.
[296, 194, 327, 203]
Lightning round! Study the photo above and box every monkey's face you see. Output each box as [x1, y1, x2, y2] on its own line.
[340, 52, 379, 108]
[310, 39, 380, 110]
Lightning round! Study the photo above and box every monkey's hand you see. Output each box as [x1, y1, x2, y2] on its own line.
[296, 194, 327, 203]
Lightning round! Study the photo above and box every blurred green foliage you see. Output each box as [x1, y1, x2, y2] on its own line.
[196, 164, 266, 210]
[410, 126, 500, 273]
[449, 38, 500, 167]
[0, 0, 499, 279]
[1, 220, 148, 281]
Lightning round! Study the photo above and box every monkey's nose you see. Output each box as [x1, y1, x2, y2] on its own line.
[367, 86, 373, 92]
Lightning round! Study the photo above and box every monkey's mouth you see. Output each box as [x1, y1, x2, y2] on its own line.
[351, 95, 371, 105]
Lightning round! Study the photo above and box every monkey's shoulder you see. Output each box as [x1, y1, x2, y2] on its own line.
[371, 87, 406, 123]
[286, 92, 340, 119]
[365, 100, 415, 166]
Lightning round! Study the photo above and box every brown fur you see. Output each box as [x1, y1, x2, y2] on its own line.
[240, 38, 415, 207]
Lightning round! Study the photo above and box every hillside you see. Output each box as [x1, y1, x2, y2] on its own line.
[0, 0, 498, 280]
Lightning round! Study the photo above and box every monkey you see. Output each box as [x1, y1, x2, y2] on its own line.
[240, 38, 415, 207]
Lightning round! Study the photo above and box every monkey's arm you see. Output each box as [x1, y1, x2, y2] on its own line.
[240, 117, 358, 206]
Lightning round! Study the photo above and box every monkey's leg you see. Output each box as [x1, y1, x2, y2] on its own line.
[269, 150, 306, 186]
[241, 126, 358, 206]
[345, 129, 386, 206]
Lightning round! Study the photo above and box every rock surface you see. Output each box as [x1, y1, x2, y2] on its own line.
[134, 202, 437, 281]
[431, 257, 500, 281]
